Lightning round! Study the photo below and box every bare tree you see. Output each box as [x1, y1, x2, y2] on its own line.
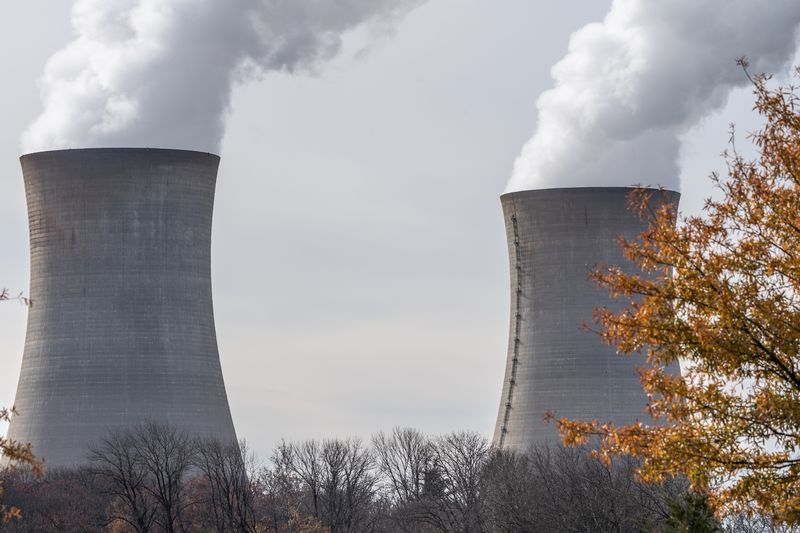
[481, 443, 685, 533]
[131, 422, 196, 533]
[406, 431, 489, 533]
[480, 449, 539, 532]
[373, 428, 432, 505]
[0, 288, 31, 307]
[0, 466, 110, 533]
[372, 427, 438, 531]
[88, 422, 196, 532]
[275, 438, 378, 533]
[274, 439, 323, 522]
[7, 425, 731, 532]
[320, 438, 377, 532]
[88, 430, 157, 533]
[194, 438, 258, 533]
[259, 453, 301, 532]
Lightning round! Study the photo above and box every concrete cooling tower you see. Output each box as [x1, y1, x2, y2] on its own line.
[493, 187, 681, 451]
[7, 148, 237, 467]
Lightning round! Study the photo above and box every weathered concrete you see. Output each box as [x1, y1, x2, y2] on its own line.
[7, 148, 237, 467]
[492, 187, 681, 451]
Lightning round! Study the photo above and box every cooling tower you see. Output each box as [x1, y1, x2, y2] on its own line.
[6, 148, 237, 467]
[493, 187, 680, 450]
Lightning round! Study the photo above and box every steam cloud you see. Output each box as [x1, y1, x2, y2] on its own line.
[507, 0, 800, 192]
[22, 0, 425, 154]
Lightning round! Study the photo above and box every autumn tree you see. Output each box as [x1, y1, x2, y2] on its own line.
[556, 64, 800, 523]
[1, 290, 38, 526]
[1, 409, 41, 526]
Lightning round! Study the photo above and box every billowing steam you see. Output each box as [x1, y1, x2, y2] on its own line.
[507, 0, 800, 192]
[22, 0, 425, 154]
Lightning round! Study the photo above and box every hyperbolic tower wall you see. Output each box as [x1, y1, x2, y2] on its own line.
[7, 148, 237, 467]
[493, 187, 681, 450]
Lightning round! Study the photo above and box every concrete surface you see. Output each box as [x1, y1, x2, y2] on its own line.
[7, 148, 237, 467]
[493, 187, 681, 450]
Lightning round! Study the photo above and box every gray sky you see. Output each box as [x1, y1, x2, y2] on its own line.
[0, 0, 790, 458]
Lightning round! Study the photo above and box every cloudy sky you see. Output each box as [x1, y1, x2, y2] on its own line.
[1, 0, 795, 458]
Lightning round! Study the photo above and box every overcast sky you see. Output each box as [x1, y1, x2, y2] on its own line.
[0, 1, 791, 458]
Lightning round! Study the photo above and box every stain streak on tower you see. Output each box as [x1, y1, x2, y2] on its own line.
[493, 187, 680, 450]
[7, 148, 237, 467]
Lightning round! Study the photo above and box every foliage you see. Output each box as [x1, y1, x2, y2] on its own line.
[1, 288, 36, 525]
[1, 408, 41, 526]
[665, 492, 722, 533]
[555, 64, 800, 523]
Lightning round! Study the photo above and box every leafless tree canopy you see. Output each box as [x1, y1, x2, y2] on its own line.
[193, 438, 258, 533]
[88, 428, 157, 532]
[1, 424, 794, 532]
[272, 438, 378, 532]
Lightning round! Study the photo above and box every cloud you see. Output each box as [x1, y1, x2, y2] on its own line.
[507, 0, 800, 192]
[22, 0, 425, 154]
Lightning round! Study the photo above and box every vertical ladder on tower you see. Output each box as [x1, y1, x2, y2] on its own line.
[499, 213, 522, 449]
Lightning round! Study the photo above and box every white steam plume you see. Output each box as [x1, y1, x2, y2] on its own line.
[507, 0, 800, 192]
[22, 0, 425, 154]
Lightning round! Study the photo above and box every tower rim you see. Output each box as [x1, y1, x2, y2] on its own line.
[20, 147, 220, 161]
[501, 185, 680, 201]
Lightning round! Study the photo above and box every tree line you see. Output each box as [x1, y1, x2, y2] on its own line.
[2, 422, 794, 532]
